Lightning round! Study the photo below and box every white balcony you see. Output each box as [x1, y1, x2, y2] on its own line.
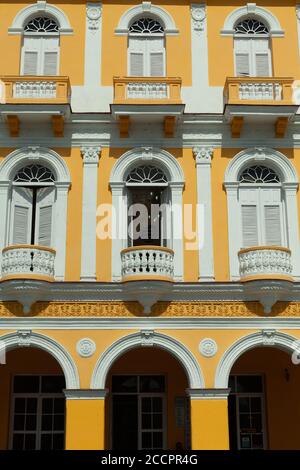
[121, 246, 174, 282]
[1, 245, 56, 282]
[238, 246, 293, 282]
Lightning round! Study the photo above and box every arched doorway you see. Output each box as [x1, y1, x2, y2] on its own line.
[105, 347, 190, 450]
[228, 347, 300, 450]
[0, 347, 66, 450]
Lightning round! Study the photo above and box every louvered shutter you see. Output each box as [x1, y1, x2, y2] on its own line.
[150, 53, 164, 76]
[255, 53, 270, 77]
[11, 187, 33, 245]
[35, 187, 55, 247]
[264, 205, 282, 246]
[241, 205, 259, 248]
[235, 53, 250, 76]
[23, 51, 38, 75]
[129, 53, 144, 76]
[43, 52, 58, 75]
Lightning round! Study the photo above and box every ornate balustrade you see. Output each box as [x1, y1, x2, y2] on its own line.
[224, 77, 294, 105]
[113, 77, 182, 104]
[1, 245, 56, 282]
[121, 246, 174, 282]
[0, 76, 71, 104]
[238, 246, 293, 282]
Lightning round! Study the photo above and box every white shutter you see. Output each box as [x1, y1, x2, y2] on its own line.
[129, 53, 144, 76]
[35, 187, 55, 247]
[255, 54, 270, 77]
[11, 187, 33, 245]
[23, 51, 38, 75]
[43, 52, 58, 75]
[264, 205, 282, 246]
[241, 205, 258, 248]
[235, 53, 250, 76]
[150, 53, 164, 76]
[160, 189, 172, 248]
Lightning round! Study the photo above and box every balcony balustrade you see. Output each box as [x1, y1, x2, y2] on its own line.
[1, 245, 56, 282]
[238, 246, 293, 282]
[0, 76, 71, 104]
[224, 77, 294, 105]
[121, 246, 174, 282]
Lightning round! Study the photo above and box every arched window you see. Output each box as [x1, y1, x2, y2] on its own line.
[10, 164, 56, 247]
[21, 16, 60, 75]
[234, 17, 272, 77]
[126, 165, 169, 247]
[128, 17, 165, 76]
[238, 165, 285, 248]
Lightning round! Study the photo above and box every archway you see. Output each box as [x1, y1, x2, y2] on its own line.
[0, 347, 68, 450]
[105, 347, 190, 450]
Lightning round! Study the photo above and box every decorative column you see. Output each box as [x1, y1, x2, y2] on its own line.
[193, 147, 215, 281]
[187, 388, 230, 450]
[64, 389, 107, 450]
[80, 147, 101, 281]
[85, 3, 102, 87]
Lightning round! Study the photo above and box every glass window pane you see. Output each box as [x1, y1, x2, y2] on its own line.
[251, 397, 262, 412]
[42, 414, 53, 431]
[42, 398, 53, 414]
[153, 413, 163, 429]
[26, 398, 38, 414]
[142, 397, 151, 412]
[142, 414, 152, 429]
[239, 413, 251, 430]
[54, 398, 65, 414]
[112, 376, 138, 393]
[238, 397, 250, 413]
[240, 434, 251, 449]
[153, 431, 163, 448]
[140, 376, 165, 393]
[41, 376, 65, 393]
[142, 432, 152, 449]
[152, 397, 162, 412]
[251, 414, 262, 433]
[237, 376, 263, 393]
[41, 433, 52, 450]
[53, 433, 64, 450]
[252, 433, 264, 449]
[13, 376, 39, 393]
[14, 414, 25, 431]
[54, 414, 65, 431]
[14, 398, 26, 413]
[24, 433, 36, 450]
[25, 414, 37, 431]
[12, 433, 24, 450]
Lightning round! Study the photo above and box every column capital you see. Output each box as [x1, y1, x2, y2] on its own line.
[81, 146, 101, 165]
[186, 388, 231, 399]
[64, 389, 108, 400]
[193, 147, 214, 165]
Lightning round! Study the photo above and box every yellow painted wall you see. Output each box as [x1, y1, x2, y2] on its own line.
[101, 0, 192, 86]
[207, 0, 300, 86]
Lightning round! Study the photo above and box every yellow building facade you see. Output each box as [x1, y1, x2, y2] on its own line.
[1, 0, 300, 450]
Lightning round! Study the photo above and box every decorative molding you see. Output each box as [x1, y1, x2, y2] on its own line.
[186, 388, 230, 399]
[64, 389, 108, 400]
[261, 329, 276, 346]
[76, 338, 96, 357]
[191, 4, 207, 33]
[0, 331, 79, 388]
[86, 3, 102, 31]
[141, 330, 155, 346]
[215, 330, 298, 388]
[115, 1, 179, 36]
[91, 331, 204, 389]
[81, 146, 101, 164]
[221, 3, 284, 37]
[3, 300, 300, 318]
[193, 146, 213, 164]
[17, 329, 31, 347]
[199, 338, 218, 357]
[9, 1, 73, 35]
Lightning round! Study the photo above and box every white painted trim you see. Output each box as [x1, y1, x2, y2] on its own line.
[221, 3, 284, 37]
[0, 330, 79, 389]
[109, 148, 185, 281]
[84, 3, 102, 87]
[224, 148, 300, 280]
[186, 388, 230, 399]
[215, 330, 299, 388]
[115, 1, 179, 36]
[193, 147, 215, 281]
[64, 389, 107, 400]
[91, 331, 204, 389]
[80, 147, 101, 281]
[9, 1, 73, 35]
[0, 147, 71, 280]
